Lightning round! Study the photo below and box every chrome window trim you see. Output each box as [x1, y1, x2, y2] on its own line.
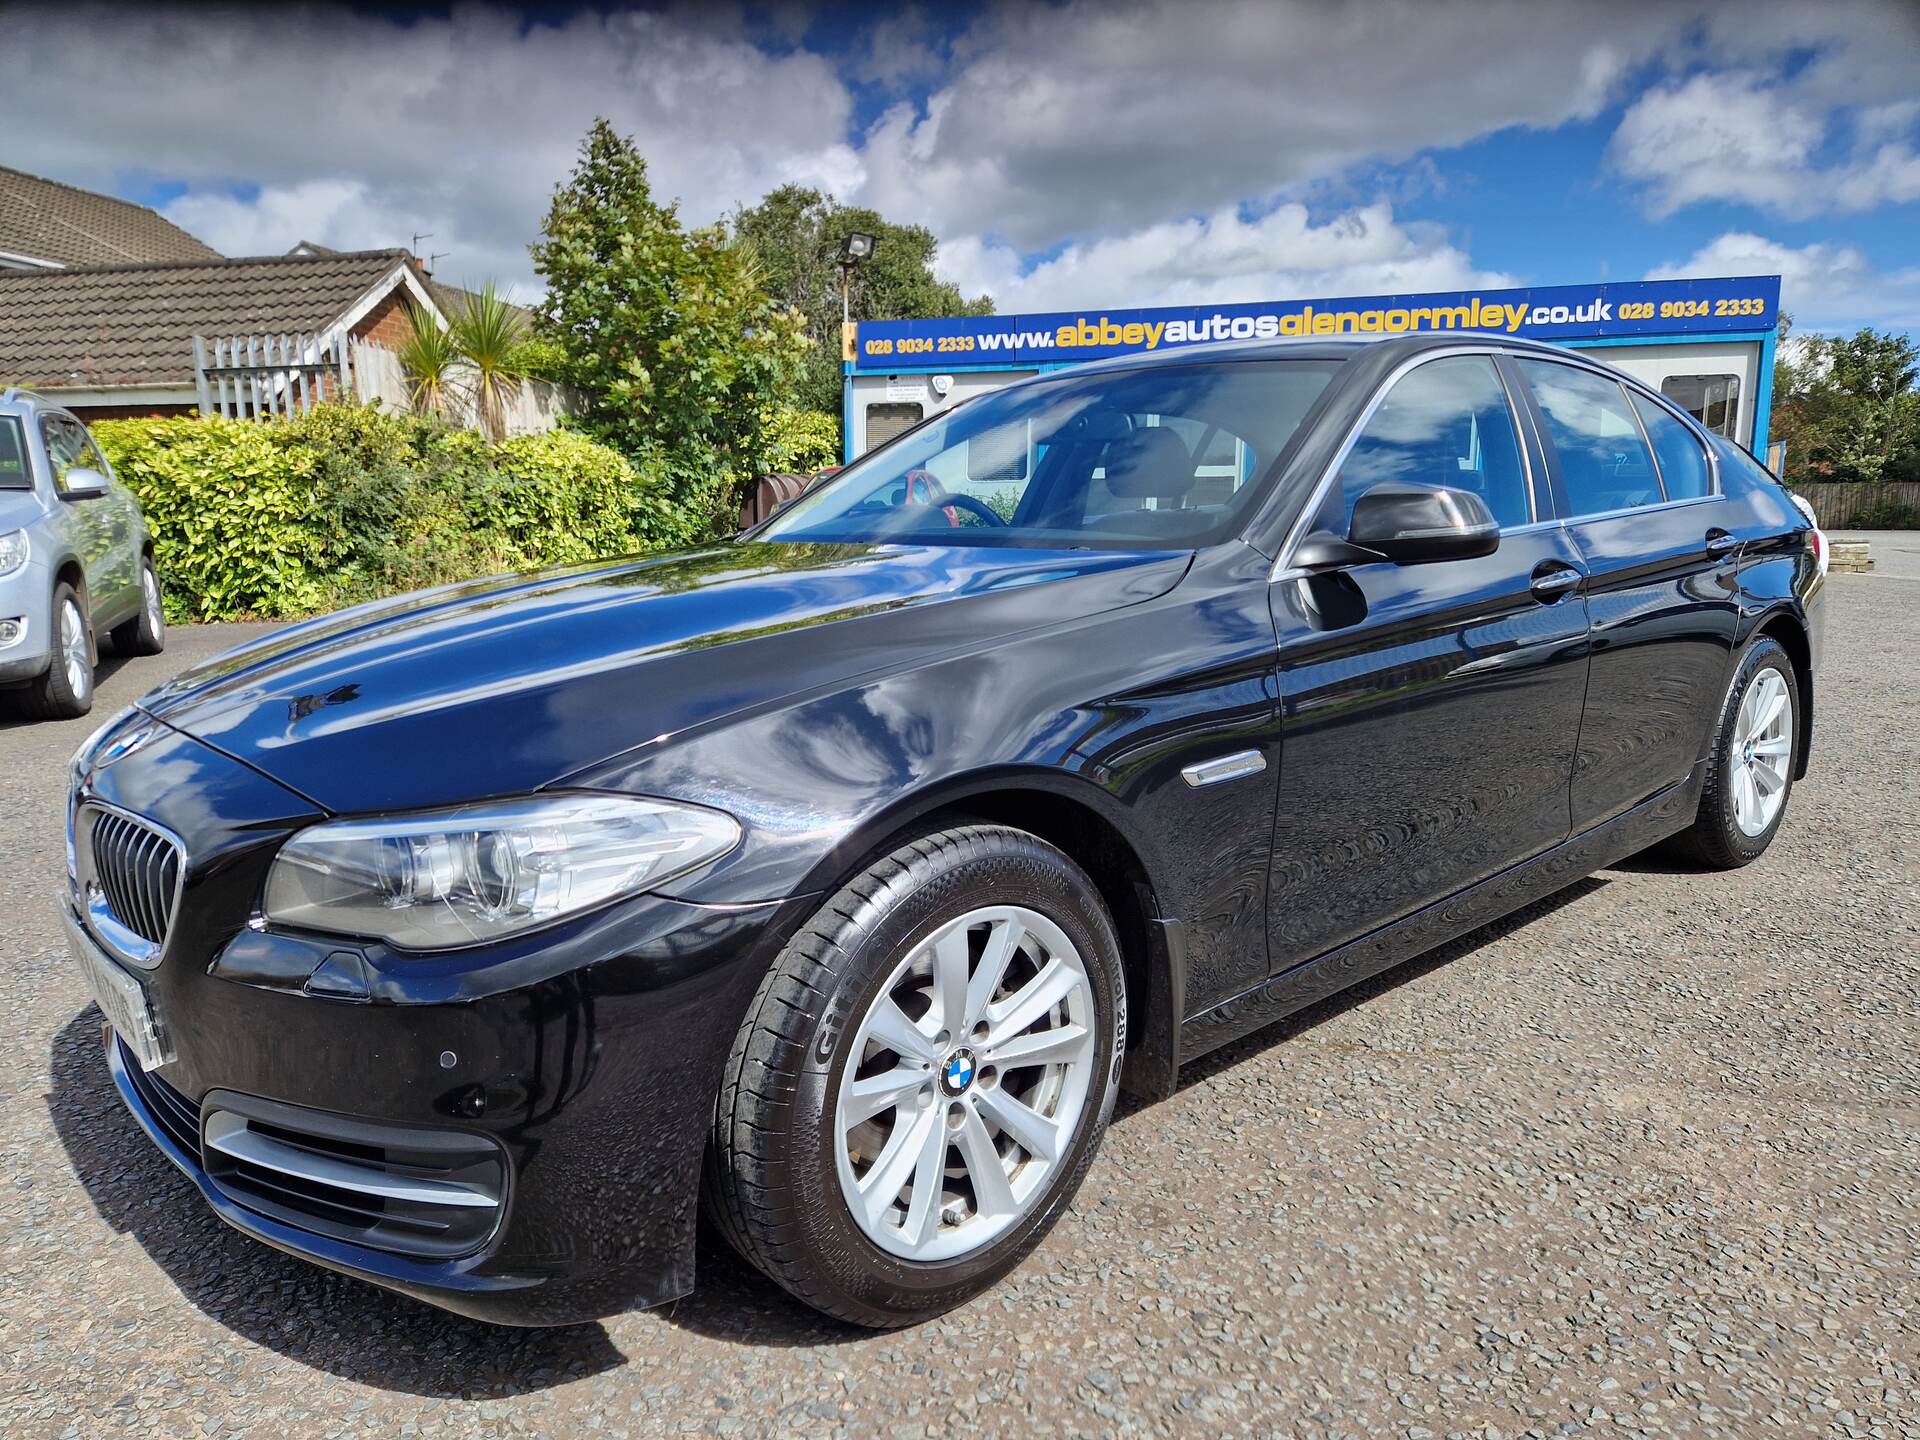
[1556, 493, 1726, 527]
[74, 799, 188, 971]
[1267, 344, 1540, 583]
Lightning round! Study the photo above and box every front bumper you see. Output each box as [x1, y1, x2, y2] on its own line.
[0, 559, 52, 682]
[73, 710, 812, 1325]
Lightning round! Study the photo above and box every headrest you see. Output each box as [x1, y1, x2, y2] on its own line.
[1101, 427, 1195, 499]
[1042, 408, 1133, 443]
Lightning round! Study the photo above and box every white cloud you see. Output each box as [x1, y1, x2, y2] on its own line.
[1608, 73, 1824, 217]
[940, 201, 1515, 313]
[847, 0, 1689, 252]
[0, 5, 859, 292]
[2, 0, 1916, 316]
[1646, 232, 1920, 331]
[1609, 2, 1920, 217]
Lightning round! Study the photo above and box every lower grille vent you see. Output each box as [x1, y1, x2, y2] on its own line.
[119, 1041, 200, 1155]
[201, 1094, 505, 1259]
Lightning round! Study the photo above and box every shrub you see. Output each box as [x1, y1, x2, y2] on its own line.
[91, 416, 327, 621]
[762, 407, 840, 474]
[91, 406, 658, 622]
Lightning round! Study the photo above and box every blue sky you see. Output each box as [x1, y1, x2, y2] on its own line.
[3, 1, 1916, 336]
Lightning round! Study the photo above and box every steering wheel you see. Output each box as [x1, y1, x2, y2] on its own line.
[938, 492, 1009, 527]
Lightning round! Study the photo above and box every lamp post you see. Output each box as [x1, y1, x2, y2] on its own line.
[839, 231, 876, 327]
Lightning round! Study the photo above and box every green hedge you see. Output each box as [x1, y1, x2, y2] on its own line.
[91, 407, 668, 622]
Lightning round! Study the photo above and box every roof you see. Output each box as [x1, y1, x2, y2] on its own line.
[0, 250, 421, 388]
[0, 166, 223, 268]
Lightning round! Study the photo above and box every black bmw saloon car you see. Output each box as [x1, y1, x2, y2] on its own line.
[65, 333, 1822, 1328]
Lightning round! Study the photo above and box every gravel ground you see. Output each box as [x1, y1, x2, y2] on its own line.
[1, 547, 1915, 1440]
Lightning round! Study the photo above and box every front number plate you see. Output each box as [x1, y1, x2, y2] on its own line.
[62, 905, 173, 1070]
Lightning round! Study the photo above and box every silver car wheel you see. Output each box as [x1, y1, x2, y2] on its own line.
[59, 597, 90, 700]
[1730, 669, 1792, 836]
[143, 565, 164, 636]
[833, 904, 1097, 1263]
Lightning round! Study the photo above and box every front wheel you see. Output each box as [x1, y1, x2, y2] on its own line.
[704, 824, 1126, 1327]
[1664, 637, 1798, 868]
[17, 583, 93, 720]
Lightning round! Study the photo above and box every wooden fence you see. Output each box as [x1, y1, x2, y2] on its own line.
[193, 332, 354, 419]
[192, 332, 568, 436]
[1791, 480, 1920, 530]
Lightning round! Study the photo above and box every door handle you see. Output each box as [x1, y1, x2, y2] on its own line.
[1529, 562, 1584, 601]
[1705, 528, 1738, 557]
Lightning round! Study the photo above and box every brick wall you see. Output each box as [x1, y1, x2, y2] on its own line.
[352, 287, 420, 348]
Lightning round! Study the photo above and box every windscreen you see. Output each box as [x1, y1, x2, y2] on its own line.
[0, 417, 27, 490]
[761, 361, 1340, 550]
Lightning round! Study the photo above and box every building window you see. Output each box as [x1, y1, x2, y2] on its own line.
[1659, 374, 1740, 439]
[865, 402, 923, 450]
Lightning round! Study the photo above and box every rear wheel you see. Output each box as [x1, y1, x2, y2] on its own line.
[704, 823, 1126, 1328]
[1664, 638, 1797, 868]
[110, 556, 166, 656]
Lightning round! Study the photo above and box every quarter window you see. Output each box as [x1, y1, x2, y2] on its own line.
[1631, 394, 1711, 500]
[1336, 356, 1531, 529]
[1660, 374, 1740, 438]
[1517, 361, 1662, 516]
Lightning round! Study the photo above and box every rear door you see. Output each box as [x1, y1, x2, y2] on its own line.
[1266, 352, 1592, 969]
[1508, 358, 1739, 830]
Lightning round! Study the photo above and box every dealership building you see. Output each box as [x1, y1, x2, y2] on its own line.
[841, 275, 1782, 465]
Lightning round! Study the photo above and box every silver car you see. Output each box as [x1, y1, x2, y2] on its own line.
[0, 388, 165, 718]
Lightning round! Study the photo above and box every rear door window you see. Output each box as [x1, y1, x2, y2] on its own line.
[1517, 360, 1663, 516]
[1631, 394, 1712, 500]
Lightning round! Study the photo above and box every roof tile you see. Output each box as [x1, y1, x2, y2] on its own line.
[0, 166, 223, 268]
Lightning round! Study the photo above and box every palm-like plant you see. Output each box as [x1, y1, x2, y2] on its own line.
[396, 304, 463, 419]
[450, 283, 530, 442]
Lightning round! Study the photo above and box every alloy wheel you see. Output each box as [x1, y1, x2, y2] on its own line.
[60, 598, 90, 700]
[143, 567, 164, 636]
[833, 905, 1097, 1263]
[1730, 669, 1792, 836]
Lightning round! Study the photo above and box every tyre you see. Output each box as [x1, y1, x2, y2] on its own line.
[1664, 637, 1797, 868]
[110, 556, 166, 657]
[705, 823, 1127, 1328]
[18, 583, 94, 720]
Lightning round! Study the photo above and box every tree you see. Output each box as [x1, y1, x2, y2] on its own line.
[1771, 315, 1920, 486]
[450, 283, 530, 443]
[396, 304, 462, 420]
[532, 120, 810, 532]
[732, 185, 994, 416]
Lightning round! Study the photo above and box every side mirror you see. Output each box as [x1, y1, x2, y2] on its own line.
[1347, 481, 1498, 565]
[59, 466, 110, 500]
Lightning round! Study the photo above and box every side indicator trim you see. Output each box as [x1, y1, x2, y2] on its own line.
[1180, 750, 1268, 788]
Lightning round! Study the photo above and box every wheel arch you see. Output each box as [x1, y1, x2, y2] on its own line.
[1749, 607, 1813, 780]
[792, 770, 1185, 1102]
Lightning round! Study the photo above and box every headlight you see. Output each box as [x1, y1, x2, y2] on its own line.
[263, 793, 740, 950]
[0, 529, 28, 577]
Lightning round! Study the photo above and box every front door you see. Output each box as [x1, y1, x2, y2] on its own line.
[1507, 358, 1739, 831]
[1267, 353, 1592, 970]
[43, 413, 135, 621]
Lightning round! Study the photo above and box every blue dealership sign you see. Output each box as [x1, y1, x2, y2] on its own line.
[851, 275, 1781, 371]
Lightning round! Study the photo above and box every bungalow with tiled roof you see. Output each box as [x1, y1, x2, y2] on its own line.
[0, 164, 223, 270]
[0, 248, 446, 418]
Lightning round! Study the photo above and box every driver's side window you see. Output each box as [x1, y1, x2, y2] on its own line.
[1333, 356, 1531, 530]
